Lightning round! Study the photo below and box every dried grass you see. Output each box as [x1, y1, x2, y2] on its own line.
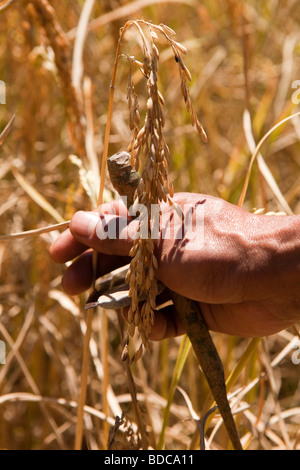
[0, 0, 300, 451]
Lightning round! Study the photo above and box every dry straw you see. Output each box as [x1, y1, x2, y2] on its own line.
[28, 0, 86, 158]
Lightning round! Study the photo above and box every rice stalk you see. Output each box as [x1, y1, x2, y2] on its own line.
[0, 316, 66, 448]
[74, 309, 94, 450]
[98, 20, 207, 361]
[0, 222, 70, 241]
[83, 78, 100, 204]
[100, 310, 109, 448]
[0, 114, 15, 146]
[71, 0, 95, 94]
[243, 109, 293, 214]
[0, 392, 135, 431]
[10, 165, 66, 224]
[0, 0, 15, 12]
[260, 340, 292, 449]
[67, 0, 196, 41]
[238, 111, 300, 207]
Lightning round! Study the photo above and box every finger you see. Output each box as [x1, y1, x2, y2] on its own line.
[49, 228, 87, 264]
[61, 249, 130, 295]
[70, 211, 139, 256]
[149, 305, 185, 340]
[155, 289, 173, 307]
[50, 200, 130, 264]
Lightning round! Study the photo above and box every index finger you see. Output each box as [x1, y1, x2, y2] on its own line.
[50, 199, 130, 263]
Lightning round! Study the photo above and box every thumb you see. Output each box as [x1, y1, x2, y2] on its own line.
[70, 211, 138, 256]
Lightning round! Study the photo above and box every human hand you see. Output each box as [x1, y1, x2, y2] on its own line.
[50, 193, 300, 339]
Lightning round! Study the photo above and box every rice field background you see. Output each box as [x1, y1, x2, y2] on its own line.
[0, 0, 300, 450]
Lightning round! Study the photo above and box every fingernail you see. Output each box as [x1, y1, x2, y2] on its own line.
[70, 211, 99, 239]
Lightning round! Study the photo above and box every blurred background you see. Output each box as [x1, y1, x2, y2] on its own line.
[0, 0, 300, 450]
